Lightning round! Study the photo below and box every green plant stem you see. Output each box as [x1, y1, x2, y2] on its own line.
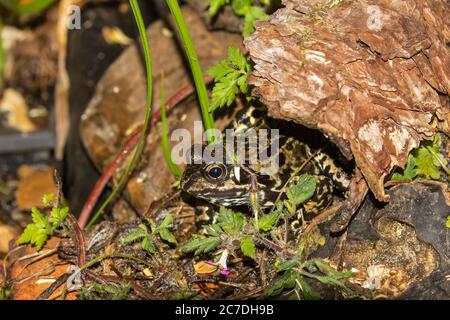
[165, 0, 217, 144]
[160, 76, 182, 178]
[69, 253, 153, 282]
[86, 0, 153, 228]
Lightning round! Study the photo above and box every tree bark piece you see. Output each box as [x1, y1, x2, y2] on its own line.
[244, 0, 450, 201]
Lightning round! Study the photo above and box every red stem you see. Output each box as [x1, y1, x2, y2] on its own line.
[77, 76, 212, 229]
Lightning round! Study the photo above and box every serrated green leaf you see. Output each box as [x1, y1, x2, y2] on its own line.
[31, 207, 49, 229]
[159, 214, 174, 230]
[392, 154, 417, 180]
[312, 259, 353, 281]
[204, 224, 223, 237]
[286, 174, 317, 206]
[416, 145, 441, 179]
[231, 0, 252, 14]
[180, 235, 221, 255]
[207, 47, 252, 111]
[49, 206, 69, 229]
[42, 193, 54, 207]
[209, 73, 240, 111]
[279, 258, 300, 271]
[123, 228, 146, 245]
[141, 236, 156, 253]
[257, 211, 282, 231]
[18, 223, 48, 251]
[217, 207, 245, 237]
[240, 237, 256, 260]
[159, 228, 177, 244]
[209, 0, 229, 16]
[297, 277, 321, 300]
[265, 270, 298, 296]
[242, 5, 268, 36]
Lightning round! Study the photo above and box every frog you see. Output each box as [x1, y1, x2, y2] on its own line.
[180, 105, 352, 231]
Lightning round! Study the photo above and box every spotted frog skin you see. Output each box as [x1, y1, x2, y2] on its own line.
[180, 105, 351, 223]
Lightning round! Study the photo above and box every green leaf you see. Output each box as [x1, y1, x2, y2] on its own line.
[209, 0, 230, 16]
[278, 258, 300, 271]
[297, 277, 321, 300]
[42, 193, 54, 207]
[240, 237, 256, 260]
[209, 73, 240, 110]
[49, 206, 69, 230]
[141, 236, 156, 253]
[204, 224, 223, 237]
[286, 174, 317, 206]
[18, 207, 51, 251]
[217, 207, 245, 237]
[231, 0, 251, 14]
[265, 270, 298, 296]
[159, 228, 177, 244]
[17, 0, 57, 14]
[392, 135, 449, 181]
[392, 154, 417, 180]
[0, 0, 57, 14]
[445, 216, 450, 229]
[158, 214, 174, 230]
[207, 47, 252, 111]
[313, 259, 353, 281]
[123, 228, 146, 245]
[180, 235, 221, 255]
[257, 210, 282, 231]
[241, 5, 268, 36]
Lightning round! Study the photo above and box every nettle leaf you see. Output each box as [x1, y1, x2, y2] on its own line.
[204, 224, 223, 237]
[297, 277, 321, 300]
[217, 207, 245, 237]
[257, 210, 282, 231]
[313, 259, 353, 281]
[240, 237, 256, 260]
[207, 47, 251, 111]
[286, 174, 317, 207]
[155, 214, 177, 244]
[159, 228, 177, 245]
[158, 214, 174, 230]
[180, 235, 222, 255]
[123, 227, 147, 245]
[141, 237, 156, 253]
[265, 269, 298, 296]
[209, 0, 229, 16]
[278, 258, 300, 271]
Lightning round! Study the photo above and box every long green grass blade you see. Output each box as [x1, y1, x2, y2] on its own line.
[160, 76, 182, 178]
[165, 0, 217, 144]
[86, 0, 153, 228]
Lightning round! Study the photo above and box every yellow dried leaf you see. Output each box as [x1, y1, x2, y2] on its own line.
[193, 261, 218, 274]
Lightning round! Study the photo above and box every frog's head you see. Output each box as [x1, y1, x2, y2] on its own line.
[180, 144, 253, 207]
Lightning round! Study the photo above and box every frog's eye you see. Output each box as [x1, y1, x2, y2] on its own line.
[205, 164, 226, 180]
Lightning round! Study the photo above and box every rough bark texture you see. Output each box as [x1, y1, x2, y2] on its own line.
[244, 0, 450, 201]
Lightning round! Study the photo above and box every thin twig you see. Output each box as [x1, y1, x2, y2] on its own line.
[36, 272, 69, 300]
